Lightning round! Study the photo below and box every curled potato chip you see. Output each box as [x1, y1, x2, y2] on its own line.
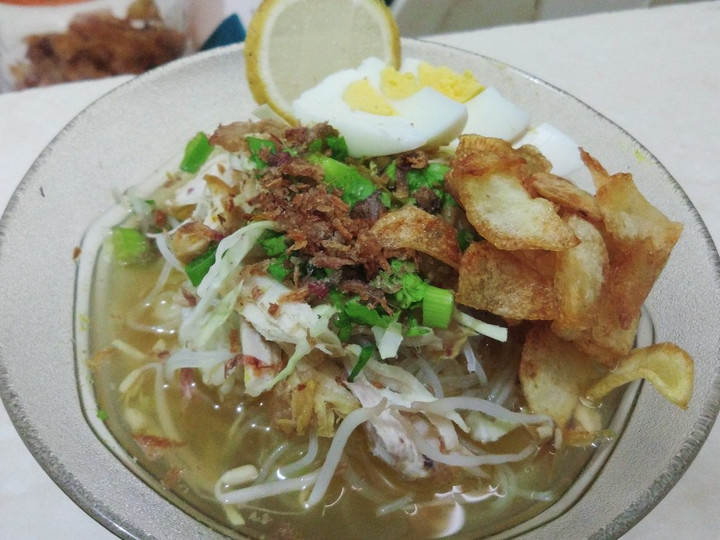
[552, 214, 609, 332]
[554, 291, 639, 368]
[446, 135, 527, 185]
[370, 204, 462, 269]
[585, 342, 694, 409]
[519, 324, 606, 427]
[457, 242, 557, 320]
[458, 172, 578, 251]
[447, 135, 578, 251]
[581, 149, 683, 328]
[530, 172, 602, 221]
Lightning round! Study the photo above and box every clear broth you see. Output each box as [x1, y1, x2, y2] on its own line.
[89, 243, 604, 540]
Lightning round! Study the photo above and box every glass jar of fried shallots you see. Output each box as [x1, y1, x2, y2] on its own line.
[0, 0, 190, 91]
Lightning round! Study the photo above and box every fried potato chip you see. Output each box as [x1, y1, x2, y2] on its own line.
[459, 172, 579, 250]
[555, 290, 639, 368]
[606, 238, 680, 330]
[515, 144, 553, 176]
[530, 171, 602, 221]
[370, 204, 462, 269]
[457, 242, 558, 320]
[581, 149, 683, 328]
[585, 342, 694, 409]
[510, 249, 556, 281]
[552, 214, 609, 332]
[447, 135, 577, 251]
[447, 135, 526, 183]
[519, 324, 606, 427]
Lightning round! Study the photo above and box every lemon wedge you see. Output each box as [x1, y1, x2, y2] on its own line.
[245, 0, 401, 124]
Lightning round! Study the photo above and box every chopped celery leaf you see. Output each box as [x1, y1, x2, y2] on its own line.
[394, 272, 428, 309]
[405, 316, 431, 337]
[268, 258, 290, 281]
[457, 229, 475, 251]
[325, 135, 349, 161]
[246, 136, 277, 169]
[406, 163, 450, 193]
[348, 345, 375, 382]
[185, 245, 218, 287]
[260, 232, 287, 257]
[344, 299, 392, 328]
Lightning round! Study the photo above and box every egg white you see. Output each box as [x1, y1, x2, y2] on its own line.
[462, 87, 530, 142]
[514, 123, 583, 177]
[291, 57, 468, 157]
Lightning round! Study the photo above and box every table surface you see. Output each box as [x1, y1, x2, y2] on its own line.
[2, 2, 719, 538]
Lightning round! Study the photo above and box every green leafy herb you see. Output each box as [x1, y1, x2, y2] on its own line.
[180, 132, 214, 174]
[344, 299, 392, 328]
[185, 245, 218, 286]
[385, 160, 397, 183]
[325, 135, 349, 161]
[405, 316, 431, 337]
[308, 138, 323, 153]
[246, 136, 277, 169]
[260, 232, 287, 257]
[347, 345, 375, 382]
[394, 272, 428, 309]
[96, 409, 109, 422]
[406, 163, 450, 193]
[457, 229, 474, 251]
[268, 258, 290, 281]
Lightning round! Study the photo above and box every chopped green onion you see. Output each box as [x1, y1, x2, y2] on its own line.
[185, 245, 218, 287]
[347, 345, 375, 382]
[307, 154, 377, 207]
[96, 409, 109, 422]
[111, 227, 154, 265]
[246, 136, 277, 169]
[180, 132, 214, 174]
[422, 285, 454, 329]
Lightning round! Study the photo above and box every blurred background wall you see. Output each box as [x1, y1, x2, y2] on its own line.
[389, 0, 701, 36]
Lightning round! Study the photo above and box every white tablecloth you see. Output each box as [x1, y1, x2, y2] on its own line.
[1, 2, 719, 538]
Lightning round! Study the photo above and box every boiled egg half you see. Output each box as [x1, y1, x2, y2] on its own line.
[292, 57, 474, 157]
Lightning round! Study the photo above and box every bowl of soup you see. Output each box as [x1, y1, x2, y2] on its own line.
[1, 41, 719, 539]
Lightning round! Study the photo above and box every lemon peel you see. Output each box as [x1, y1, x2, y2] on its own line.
[245, 0, 401, 123]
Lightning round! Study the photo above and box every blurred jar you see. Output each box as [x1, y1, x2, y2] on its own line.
[0, 0, 190, 91]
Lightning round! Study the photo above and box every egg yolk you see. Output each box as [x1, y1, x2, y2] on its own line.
[380, 66, 422, 99]
[417, 62, 484, 103]
[343, 78, 397, 115]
